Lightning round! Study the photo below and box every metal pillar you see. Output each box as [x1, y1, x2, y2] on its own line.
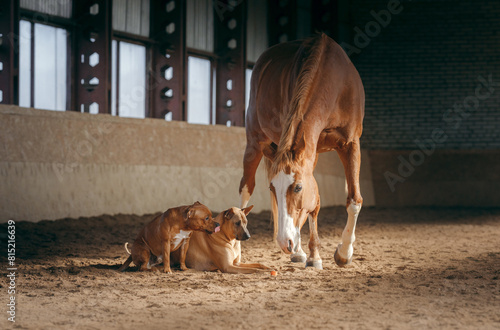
[0, 0, 19, 105]
[267, 0, 297, 46]
[150, 0, 186, 120]
[311, 0, 339, 40]
[214, 0, 246, 127]
[74, 0, 111, 114]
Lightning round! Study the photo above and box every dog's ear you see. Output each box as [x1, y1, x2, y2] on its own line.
[224, 208, 235, 220]
[242, 205, 254, 216]
[186, 205, 196, 219]
[186, 201, 202, 218]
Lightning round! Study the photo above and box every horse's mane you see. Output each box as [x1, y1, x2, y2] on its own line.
[270, 33, 328, 175]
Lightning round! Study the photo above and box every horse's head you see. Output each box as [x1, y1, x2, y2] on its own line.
[269, 160, 319, 254]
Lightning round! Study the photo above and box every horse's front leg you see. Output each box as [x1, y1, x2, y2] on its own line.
[335, 140, 363, 267]
[239, 142, 263, 208]
[237, 140, 263, 264]
[306, 211, 323, 269]
[290, 209, 310, 264]
[290, 236, 307, 263]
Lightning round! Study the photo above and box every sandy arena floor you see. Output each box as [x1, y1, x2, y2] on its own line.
[1, 206, 499, 329]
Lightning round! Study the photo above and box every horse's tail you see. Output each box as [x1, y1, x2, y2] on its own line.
[264, 158, 279, 240]
[273, 33, 328, 172]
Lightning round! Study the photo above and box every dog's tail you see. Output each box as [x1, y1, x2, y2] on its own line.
[118, 256, 133, 272]
[117, 243, 132, 272]
[124, 242, 131, 255]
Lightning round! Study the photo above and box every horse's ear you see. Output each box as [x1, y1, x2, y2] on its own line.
[292, 131, 306, 161]
[242, 205, 254, 216]
[262, 144, 277, 160]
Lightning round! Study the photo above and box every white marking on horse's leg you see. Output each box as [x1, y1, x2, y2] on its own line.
[240, 184, 250, 208]
[271, 171, 296, 251]
[337, 200, 361, 260]
[290, 230, 306, 262]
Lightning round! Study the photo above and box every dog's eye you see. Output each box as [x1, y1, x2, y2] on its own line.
[294, 184, 302, 193]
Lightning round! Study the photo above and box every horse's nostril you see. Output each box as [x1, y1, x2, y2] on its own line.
[287, 240, 293, 253]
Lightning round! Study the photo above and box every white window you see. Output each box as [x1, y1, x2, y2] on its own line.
[20, 0, 73, 18]
[112, 0, 150, 37]
[246, 0, 268, 63]
[18, 20, 32, 108]
[297, 0, 312, 39]
[18, 20, 68, 111]
[111, 40, 147, 118]
[186, 0, 214, 52]
[245, 68, 253, 114]
[187, 56, 212, 125]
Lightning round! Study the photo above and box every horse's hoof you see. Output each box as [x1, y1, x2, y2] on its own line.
[334, 247, 352, 267]
[305, 259, 323, 270]
[290, 251, 307, 263]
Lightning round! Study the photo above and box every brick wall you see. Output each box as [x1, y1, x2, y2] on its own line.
[346, 0, 500, 150]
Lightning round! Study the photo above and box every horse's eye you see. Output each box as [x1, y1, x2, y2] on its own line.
[205, 216, 209, 221]
[294, 184, 302, 193]
[236, 221, 241, 226]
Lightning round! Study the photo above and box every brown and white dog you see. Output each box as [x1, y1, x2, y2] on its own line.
[118, 202, 220, 273]
[171, 205, 273, 274]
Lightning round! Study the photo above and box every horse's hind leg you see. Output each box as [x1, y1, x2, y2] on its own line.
[335, 139, 363, 267]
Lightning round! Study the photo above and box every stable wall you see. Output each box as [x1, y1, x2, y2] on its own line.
[351, 0, 500, 150]
[0, 105, 375, 222]
[369, 150, 500, 207]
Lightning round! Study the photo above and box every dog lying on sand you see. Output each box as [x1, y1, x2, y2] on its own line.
[118, 202, 220, 273]
[171, 206, 273, 274]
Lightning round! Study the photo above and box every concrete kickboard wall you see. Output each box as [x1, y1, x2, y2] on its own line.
[0, 105, 375, 222]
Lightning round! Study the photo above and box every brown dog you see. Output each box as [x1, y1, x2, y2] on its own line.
[171, 205, 273, 274]
[118, 202, 220, 273]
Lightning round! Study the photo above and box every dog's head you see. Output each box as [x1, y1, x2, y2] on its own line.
[185, 201, 220, 234]
[217, 205, 254, 241]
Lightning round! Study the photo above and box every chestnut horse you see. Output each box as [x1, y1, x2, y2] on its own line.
[239, 34, 364, 269]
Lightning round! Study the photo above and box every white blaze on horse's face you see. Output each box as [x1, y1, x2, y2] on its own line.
[270, 170, 300, 254]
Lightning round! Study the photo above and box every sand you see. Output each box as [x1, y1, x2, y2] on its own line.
[1, 206, 499, 329]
